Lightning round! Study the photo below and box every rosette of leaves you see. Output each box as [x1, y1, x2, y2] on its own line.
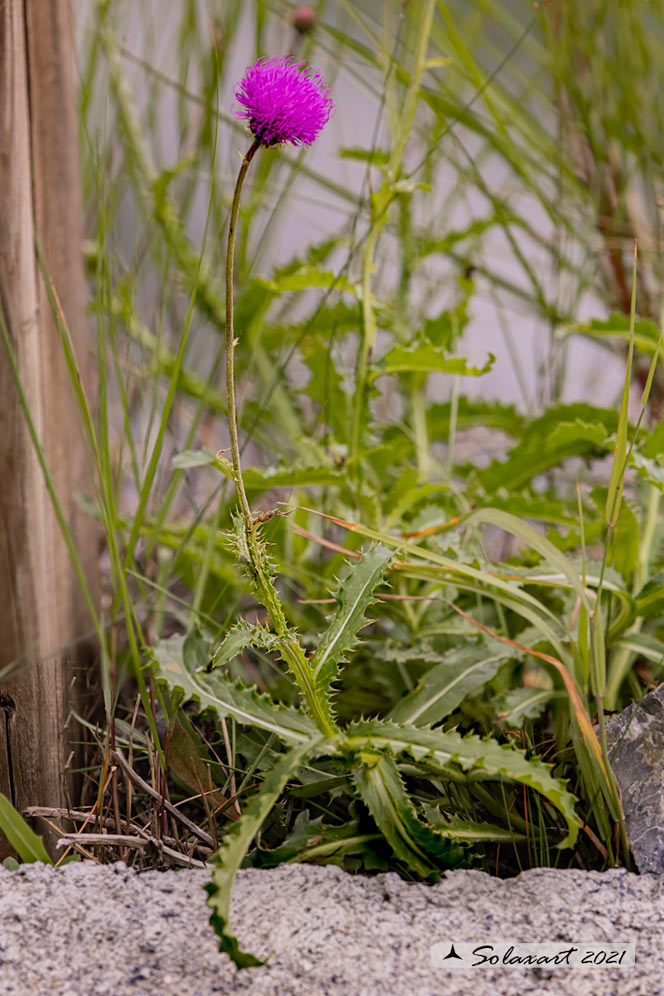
[153, 534, 578, 968]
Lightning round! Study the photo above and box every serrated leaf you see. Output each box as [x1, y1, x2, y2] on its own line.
[352, 752, 465, 877]
[343, 721, 579, 847]
[295, 503, 569, 658]
[421, 804, 528, 842]
[374, 343, 494, 378]
[310, 546, 393, 718]
[152, 635, 317, 744]
[389, 644, 513, 726]
[210, 620, 280, 671]
[205, 737, 326, 967]
[478, 404, 619, 492]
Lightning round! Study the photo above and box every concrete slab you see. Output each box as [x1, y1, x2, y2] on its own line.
[0, 861, 660, 995]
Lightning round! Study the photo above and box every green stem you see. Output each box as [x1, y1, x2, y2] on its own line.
[225, 138, 262, 527]
[224, 141, 337, 740]
[350, 224, 380, 468]
[447, 373, 460, 471]
[412, 375, 430, 482]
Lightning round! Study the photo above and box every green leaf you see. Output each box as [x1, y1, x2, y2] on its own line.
[152, 635, 317, 745]
[183, 631, 212, 674]
[352, 752, 465, 877]
[374, 343, 494, 378]
[548, 420, 610, 449]
[247, 809, 327, 867]
[610, 500, 640, 579]
[422, 299, 470, 349]
[299, 335, 348, 436]
[247, 809, 386, 871]
[343, 721, 579, 847]
[634, 574, 664, 618]
[629, 447, 664, 490]
[513, 560, 635, 641]
[478, 404, 618, 492]
[565, 311, 661, 354]
[215, 460, 344, 490]
[297, 504, 570, 658]
[339, 146, 390, 165]
[427, 398, 526, 438]
[467, 507, 591, 611]
[391, 179, 433, 194]
[421, 804, 528, 843]
[0, 793, 53, 864]
[494, 687, 555, 725]
[210, 620, 280, 671]
[257, 267, 357, 296]
[205, 737, 325, 967]
[172, 448, 220, 470]
[389, 644, 513, 726]
[613, 632, 664, 668]
[310, 545, 393, 718]
[642, 422, 664, 458]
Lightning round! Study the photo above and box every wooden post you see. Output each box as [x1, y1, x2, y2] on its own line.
[0, 1, 96, 857]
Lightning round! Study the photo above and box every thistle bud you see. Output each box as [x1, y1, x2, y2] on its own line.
[293, 5, 316, 35]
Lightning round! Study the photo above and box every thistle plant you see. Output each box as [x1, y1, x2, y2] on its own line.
[223, 56, 336, 739]
[154, 54, 580, 969]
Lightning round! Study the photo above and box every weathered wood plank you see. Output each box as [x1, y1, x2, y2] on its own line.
[0, 0, 96, 858]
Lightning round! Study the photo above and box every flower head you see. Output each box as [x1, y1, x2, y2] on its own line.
[234, 56, 334, 147]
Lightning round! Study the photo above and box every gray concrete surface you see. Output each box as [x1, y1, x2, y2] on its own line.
[0, 861, 661, 995]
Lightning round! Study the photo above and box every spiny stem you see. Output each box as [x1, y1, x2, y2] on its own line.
[224, 140, 338, 739]
[225, 138, 262, 527]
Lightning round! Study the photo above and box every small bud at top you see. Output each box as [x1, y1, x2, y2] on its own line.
[293, 5, 316, 34]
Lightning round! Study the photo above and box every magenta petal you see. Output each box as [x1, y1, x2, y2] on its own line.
[234, 55, 334, 147]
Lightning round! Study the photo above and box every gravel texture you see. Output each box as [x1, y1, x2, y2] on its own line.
[0, 861, 661, 995]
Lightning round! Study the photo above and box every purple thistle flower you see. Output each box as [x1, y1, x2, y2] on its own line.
[234, 56, 334, 147]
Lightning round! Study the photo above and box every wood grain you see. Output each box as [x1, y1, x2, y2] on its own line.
[0, 0, 96, 857]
